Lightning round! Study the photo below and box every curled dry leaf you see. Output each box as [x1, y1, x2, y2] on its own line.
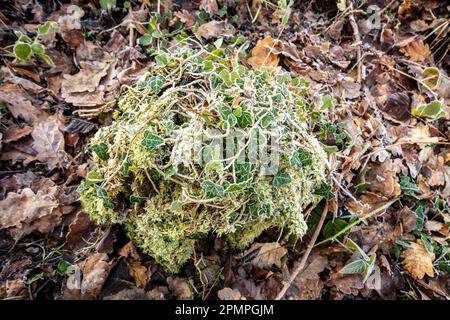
[2, 126, 33, 143]
[217, 287, 242, 300]
[173, 10, 196, 29]
[196, 20, 236, 39]
[0, 187, 61, 239]
[400, 40, 432, 63]
[245, 242, 287, 269]
[200, 0, 219, 15]
[81, 253, 111, 299]
[247, 37, 280, 69]
[403, 240, 435, 280]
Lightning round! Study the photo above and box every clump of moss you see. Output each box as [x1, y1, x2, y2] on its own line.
[79, 42, 328, 272]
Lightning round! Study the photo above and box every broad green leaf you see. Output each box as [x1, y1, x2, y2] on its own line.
[31, 42, 45, 54]
[14, 42, 32, 60]
[155, 53, 171, 66]
[141, 130, 165, 149]
[290, 148, 313, 168]
[201, 180, 226, 199]
[85, 170, 103, 186]
[37, 21, 51, 36]
[163, 165, 176, 179]
[91, 143, 109, 161]
[260, 114, 274, 128]
[322, 218, 348, 239]
[273, 171, 291, 189]
[96, 187, 114, 209]
[218, 103, 233, 121]
[237, 111, 253, 128]
[411, 101, 445, 120]
[340, 259, 367, 274]
[139, 34, 152, 46]
[320, 95, 336, 110]
[223, 181, 247, 193]
[235, 162, 255, 183]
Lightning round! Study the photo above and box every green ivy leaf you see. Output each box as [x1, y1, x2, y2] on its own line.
[155, 52, 171, 66]
[85, 170, 103, 186]
[37, 21, 51, 36]
[91, 143, 109, 161]
[320, 95, 336, 110]
[322, 218, 348, 239]
[13, 42, 32, 60]
[223, 180, 248, 193]
[163, 165, 177, 179]
[96, 187, 114, 209]
[237, 111, 253, 128]
[273, 171, 291, 189]
[141, 130, 165, 149]
[201, 180, 226, 199]
[316, 181, 334, 200]
[146, 75, 166, 93]
[291, 149, 313, 168]
[411, 101, 445, 120]
[414, 201, 428, 233]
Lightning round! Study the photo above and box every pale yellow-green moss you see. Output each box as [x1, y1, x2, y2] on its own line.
[79, 44, 328, 272]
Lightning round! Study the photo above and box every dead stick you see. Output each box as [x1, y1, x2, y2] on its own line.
[275, 202, 329, 300]
[348, 1, 362, 83]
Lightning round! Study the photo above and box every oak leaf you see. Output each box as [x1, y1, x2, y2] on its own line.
[247, 37, 280, 69]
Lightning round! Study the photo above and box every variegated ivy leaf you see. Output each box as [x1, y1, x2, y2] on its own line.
[141, 130, 165, 149]
[85, 170, 103, 186]
[96, 187, 114, 209]
[273, 171, 291, 189]
[290, 148, 313, 168]
[91, 143, 109, 161]
[201, 180, 226, 199]
[411, 101, 445, 120]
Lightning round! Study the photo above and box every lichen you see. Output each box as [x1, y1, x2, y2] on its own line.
[79, 42, 328, 272]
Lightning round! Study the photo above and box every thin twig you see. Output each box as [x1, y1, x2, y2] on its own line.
[348, 1, 362, 83]
[275, 201, 329, 300]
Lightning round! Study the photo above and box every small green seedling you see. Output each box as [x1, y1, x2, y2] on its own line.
[13, 21, 58, 66]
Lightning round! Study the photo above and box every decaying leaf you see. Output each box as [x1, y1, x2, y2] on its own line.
[403, 240, 435, 280]
[245, 242, 287, 269]
[80, 253, 111, 298]
[400, 40, 432, 62]
[217, 287, 242, 300]
[196, 20, 236, 39]
[0, 187, 61, 239]
[247, 37, 280, 69]
[167, 277, 192, 300]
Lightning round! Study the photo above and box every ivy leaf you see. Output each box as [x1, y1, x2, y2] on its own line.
[316, 181, 334, 200]
[218, 103, 233, 121]
[411, 101, 445, 119]
[85, 170, 103, 186]
[155, 53, 171, 66]
[201, 180, 226, 199]
[91, 143, 109, 161]
[147, 75, 165, 93]
[14, 42, 32, 60]
[237, 111, 253, 128]
[399, 175, 419, 196]
[260, 114, 274, 128]
[96, 187, 114, 209]
[223, 181, 248, 193]
[141, 130, 165, 149]
[163, 165, 177, 179]
[235, 162, 255, 183]
[322, 218, 348, 239]
[290, 149, 313, 168]
[273, 171, 291, 189]
[37, 21, 51, 36]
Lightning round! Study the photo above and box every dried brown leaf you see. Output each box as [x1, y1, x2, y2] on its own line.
[403, 240, 435, 279]
[196, 20, 235, 39]
[217, 287, 242, 300]
[247, 37, 280, 69]
[245, 242, 287, 269]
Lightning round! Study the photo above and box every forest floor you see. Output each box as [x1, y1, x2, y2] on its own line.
[0, 0, 449, 300]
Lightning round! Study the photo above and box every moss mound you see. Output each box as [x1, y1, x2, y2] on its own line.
[79, 43, 328, 272]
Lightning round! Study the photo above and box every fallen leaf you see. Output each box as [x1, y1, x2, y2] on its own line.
[400, 40, 432, 62]
[103, 287, 148, 300]
[244, 242, 287, 269]
[346, 192, 389, 217]
[200, 0, 218, 15]
[167, 277, 192, 300]
[81, 253, 111, 299]
[129, 261, 149, 289]
[247, 37, 280, 69]
[403, 240, 435, 279]
[379, 92, 412, 122]
[31, 116, 70, 169]
[217, 287, 242, 300]
[196, 20, 236, 39]
[0, 187, 61, 239]
[66, 211, 97, 249]
[2, 126, 33, 143]
[173, 10, 195, 29]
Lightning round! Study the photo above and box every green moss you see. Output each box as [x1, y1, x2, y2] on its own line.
[79, 44, 328, 272]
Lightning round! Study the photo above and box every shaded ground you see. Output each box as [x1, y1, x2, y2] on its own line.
[0, 0, 449, 300]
